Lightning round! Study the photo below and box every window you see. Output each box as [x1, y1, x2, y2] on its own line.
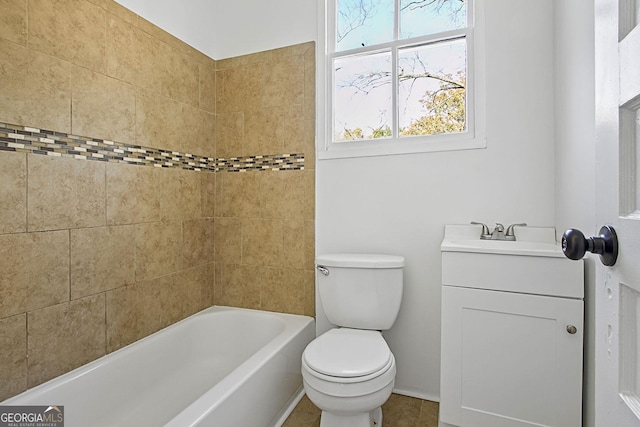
[319, 0, 485, 158]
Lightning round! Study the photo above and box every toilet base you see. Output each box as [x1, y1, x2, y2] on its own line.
[320, 406, 383, 427]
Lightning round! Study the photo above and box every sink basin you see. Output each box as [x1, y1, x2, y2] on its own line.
[440, 224, 563, 257]
[441, 239, 563, 257]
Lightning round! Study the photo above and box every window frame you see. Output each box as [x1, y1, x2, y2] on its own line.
[317, 0, 486, 159]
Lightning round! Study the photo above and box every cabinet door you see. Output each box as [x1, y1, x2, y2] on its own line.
[440, 286, 583, 427]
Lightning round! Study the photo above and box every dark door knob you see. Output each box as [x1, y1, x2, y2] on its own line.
[561, 226, 618, 266]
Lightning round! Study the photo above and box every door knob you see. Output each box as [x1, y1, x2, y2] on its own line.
[561, 225, 618, 266]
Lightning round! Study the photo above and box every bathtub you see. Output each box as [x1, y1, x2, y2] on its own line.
[2, 306, 315, 427]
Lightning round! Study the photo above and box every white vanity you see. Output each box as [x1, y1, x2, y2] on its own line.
[439, 224, 584, 427]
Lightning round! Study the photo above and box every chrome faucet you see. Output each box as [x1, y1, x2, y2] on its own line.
[471, 222, 527, 240]
[491, 223, 506, 240]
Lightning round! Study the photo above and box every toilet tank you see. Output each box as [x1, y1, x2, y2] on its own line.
[316, 254, 404, 330]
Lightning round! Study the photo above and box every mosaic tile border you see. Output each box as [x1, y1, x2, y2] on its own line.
[0, 122, 305, 173]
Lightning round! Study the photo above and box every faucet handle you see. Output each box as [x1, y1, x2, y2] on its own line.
[505, 223, 527, 240]
[470, 222, 491, 239]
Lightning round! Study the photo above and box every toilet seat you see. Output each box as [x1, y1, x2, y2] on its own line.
[303, 328, 393, 381]
[301, 328, 397, 415]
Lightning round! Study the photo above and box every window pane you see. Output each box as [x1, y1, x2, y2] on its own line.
[334, 52, 392, 141]
[400, 0, 467, 39]
[337, 0, 394, 51]
[398, 38, 466, 137]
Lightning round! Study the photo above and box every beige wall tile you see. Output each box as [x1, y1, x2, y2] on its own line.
[282, 171, 307, 219]
[283, 105, 306, 154]
[0, 314, 27, 401]
[241, 218, 283, 267]
[0, 39, 71, 133]
[215, 264, 260, 309]
[71, 68, 136, 144]
[180, 104, 215, 156]
[106, 162, 161, 225]
[258, 171, 306, 220]
[216, 172, 260, 218]
[304, 43, 316, 122]
[303, 270, 315, 317]
[199, 61, 217, 113]
[214, 217, 242, 265]
[262, 268, 305, 315]
[179, 264, 213, 316]
[261, 56, 305, 110]
[134, 28, 200, 107]
[183, 218, 214, 269]
[27, 294, 106, 387]
[244, 109, 284, 156]
[304, 170, 316, 220]
[106, 278, 165, 352]
[27, 155, 106, 232]
[0, 0, 27, 46]
[88, 0, 137, 25]
[216, 112, 244, 158]
[105, 285, 135, 351]
[204, 262, 216, 309]
[135, 221, 182, 281]
[0, 152, 27, 234]
[106, 14, 139, 85]
[283, 218, 305, 270]
[135, 90, 187, 152]
[258, 172, 284, 219]
[303, 119, 316, 170]
[29, 0, 106, 73]
[200, 172, 216, 218]
[164, 48, 200, 107]
[70, 225, 135, 300]
[304, 220, 315, 271]
[216, 65, 262, 113]
[0, 231, 69, 319]
[135, 29, 165, 95]
[159, 168, 202, 221]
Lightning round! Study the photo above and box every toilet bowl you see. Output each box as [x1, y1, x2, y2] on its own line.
[302, 328, 397, 426]
[304, 254, 404, 427]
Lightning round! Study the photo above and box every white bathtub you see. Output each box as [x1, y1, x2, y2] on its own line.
[2, 306, 315, 427]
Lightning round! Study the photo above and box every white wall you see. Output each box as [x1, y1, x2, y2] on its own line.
[210, 0, 317, 59]
[317, 0, 556, 399]
[553, 2, 596, 426]
[114, 0, 317, 59]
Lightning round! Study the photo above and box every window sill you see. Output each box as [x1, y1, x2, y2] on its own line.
[317, 133, 486, 160]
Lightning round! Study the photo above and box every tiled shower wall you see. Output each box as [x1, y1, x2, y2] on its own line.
[0, 0, 315, 401]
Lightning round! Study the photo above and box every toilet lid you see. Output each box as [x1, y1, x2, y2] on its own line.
[303, 329, 392, 378]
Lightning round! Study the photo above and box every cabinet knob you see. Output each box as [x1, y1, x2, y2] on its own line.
[566, 325, 577, 334]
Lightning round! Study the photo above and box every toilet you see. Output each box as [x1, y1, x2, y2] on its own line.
[302, 253, 404, 427]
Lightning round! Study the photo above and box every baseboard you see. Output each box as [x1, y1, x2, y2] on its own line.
[392, 387, 440, 403]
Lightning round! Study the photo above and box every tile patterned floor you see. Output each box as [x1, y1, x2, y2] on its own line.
[283, 393, 439, 426]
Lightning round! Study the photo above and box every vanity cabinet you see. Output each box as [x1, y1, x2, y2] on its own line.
[440, 225, 584, 427]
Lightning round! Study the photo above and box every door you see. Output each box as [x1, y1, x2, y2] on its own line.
[594, 0, 640, 425]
